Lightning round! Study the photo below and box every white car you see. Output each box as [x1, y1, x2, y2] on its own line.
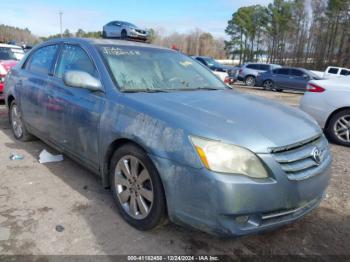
[323, 66, 350, 79]
[310, 66, 350, 80]
[300, 78, 350, 146]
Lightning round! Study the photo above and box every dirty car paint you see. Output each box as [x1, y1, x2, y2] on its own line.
[4, 38, 332, 236]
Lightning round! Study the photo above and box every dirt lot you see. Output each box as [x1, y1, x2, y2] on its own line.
[0, 84, 349, 257]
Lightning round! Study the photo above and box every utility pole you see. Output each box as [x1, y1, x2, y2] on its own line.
[59, 11, 63, 38]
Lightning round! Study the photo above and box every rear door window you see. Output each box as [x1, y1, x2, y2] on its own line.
[55, 44, 99, 79]
[289, 69, 304, 77]
[26, 45, 59, 75]
[340, 69, 350, 76]
[274, 68, 289, 75]
[328, 67, 339, 74]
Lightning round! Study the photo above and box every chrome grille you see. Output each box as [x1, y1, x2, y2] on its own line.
[272, 135, 332, 181]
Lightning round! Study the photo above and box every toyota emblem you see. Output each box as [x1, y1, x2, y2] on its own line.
[311, 147, 322, 165]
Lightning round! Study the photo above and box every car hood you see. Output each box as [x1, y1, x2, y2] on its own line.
[128, 89, 321, 153]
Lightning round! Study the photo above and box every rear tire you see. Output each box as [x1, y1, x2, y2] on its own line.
[9, 101, 33, 142]
[325, 109, 350, 147]
[245, 76, 256, 87]
[110, 143, 167, 230]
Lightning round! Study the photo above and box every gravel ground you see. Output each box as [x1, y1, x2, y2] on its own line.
[0, 85, 349, 257]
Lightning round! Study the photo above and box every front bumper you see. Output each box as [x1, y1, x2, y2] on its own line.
[129, 31, 148, 40]
[150, 152, 331, 236]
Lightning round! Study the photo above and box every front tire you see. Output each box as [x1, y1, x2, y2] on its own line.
[263, 80, 274, 90]
[9, 101, 33, 142]
[110, 144, 167, 230]
[325, 109, 350, 147]
[245, 76, 256, 87]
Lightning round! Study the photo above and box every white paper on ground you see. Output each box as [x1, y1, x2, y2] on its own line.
[39, 149, 64, 164]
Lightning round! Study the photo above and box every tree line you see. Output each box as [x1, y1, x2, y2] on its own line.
[225, 0, 350, 69]
[0, 24, 38, 45]
[40, 29, 102, 41]
[149, 28, 227, 59]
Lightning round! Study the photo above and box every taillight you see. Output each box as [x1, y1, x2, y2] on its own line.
[224, 76, 230, 84]
[306, 83, 325, 93]
[0, 74, 5, 83]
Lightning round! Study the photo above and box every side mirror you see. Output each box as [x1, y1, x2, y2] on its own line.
[63, 70, 102, 91]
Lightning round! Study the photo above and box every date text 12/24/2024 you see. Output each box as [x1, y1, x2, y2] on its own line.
[127, 256, 220, 261]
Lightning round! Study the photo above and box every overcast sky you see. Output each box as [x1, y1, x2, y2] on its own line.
[1, 0, 272, 38]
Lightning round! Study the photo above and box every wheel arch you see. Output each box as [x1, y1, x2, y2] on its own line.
[102, 137, 169, 218]
[102, 138, 151, 188]
[6, 95, 16, 123]
[7, 94, 15, 110]
[245, 74, 256, 80]
[325, 106, 350, 129]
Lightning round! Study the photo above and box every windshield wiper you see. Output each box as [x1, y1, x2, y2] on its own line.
[197, 87, 222, 90]
[122, 88, 169, 93]
[175, 87, 222, 91]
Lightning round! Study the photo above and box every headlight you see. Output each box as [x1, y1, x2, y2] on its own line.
[190, 136, 268, 178]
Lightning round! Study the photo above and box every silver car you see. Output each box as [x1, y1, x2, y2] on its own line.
[238, 63, 281, 86]
[300, 78, 350, 147]
[102, 21, 148, 40]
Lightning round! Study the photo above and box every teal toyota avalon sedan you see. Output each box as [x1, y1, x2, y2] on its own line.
[4, 38, 332, 236]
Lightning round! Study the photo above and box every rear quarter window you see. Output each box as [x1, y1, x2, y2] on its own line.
[340, 69, 350, 76]
[259, 64, 270, 71]
[246, 64, 259, 70]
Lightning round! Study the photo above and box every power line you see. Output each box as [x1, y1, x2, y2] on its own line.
[59, 11, 63, 38]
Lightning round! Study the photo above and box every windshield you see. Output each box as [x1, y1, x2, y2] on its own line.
[123, 22, 137, 28]
[99, 45, 227, 92]
[202, 57, 222, 67]
[0, 47, 24, 61]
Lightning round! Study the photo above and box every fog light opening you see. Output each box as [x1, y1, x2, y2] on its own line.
[235, 215, 250, 224]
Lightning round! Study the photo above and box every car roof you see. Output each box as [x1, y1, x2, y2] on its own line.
[280, 67, 307, 71]
[194, 56, 212, 59]
[40, 38, 170, 51]
[245, 62, 273, 65]
[0, 43, 23, 49]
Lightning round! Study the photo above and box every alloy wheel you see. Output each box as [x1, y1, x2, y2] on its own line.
[264, 80, 273, 90]
[11, 104, 23, 138]
[245, 76, 255, 86]
[334, 115, 350, 143]
[114, 155, 154, 220]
